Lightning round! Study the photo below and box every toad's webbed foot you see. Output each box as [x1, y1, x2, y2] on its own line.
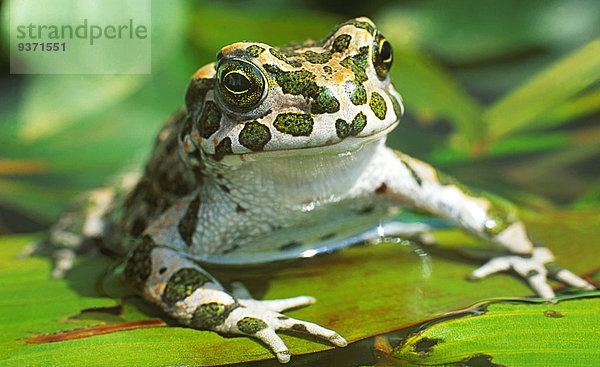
[220, 295, 347, 363]
[469, 247, 596, 299]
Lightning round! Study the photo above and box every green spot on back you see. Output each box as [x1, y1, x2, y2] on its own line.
[344, 19, 375, 35]
[331, 34, 352, 53]
[312, 86, 340, 114]
[263, 64, 339, 114]
[263, 65, 317, 97]
[348, 79, 367, 105]
[239, 121, 272, 151]
[340, 46, 369, 83]
[302, 50, 333, 64]
[273, 34, 351, 67]
[269, 48, 302, 67]
[369, 91, 387, 120]
[246, 45, 265, 58]
[274, 113, 314, 136]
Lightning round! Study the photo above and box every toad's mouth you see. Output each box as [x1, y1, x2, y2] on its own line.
[220, 119, 399, 164]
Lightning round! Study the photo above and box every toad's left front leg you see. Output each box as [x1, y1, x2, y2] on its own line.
[378, 147, 596, 299]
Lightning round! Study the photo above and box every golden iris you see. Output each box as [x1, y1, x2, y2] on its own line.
[217, 58, 267, 111]
[372, 33, 393, 79]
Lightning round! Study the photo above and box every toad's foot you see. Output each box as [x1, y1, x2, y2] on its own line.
[19, 241, 82, 279]
[129, 244, 345, 364]
[219, 295, 347, 363]
[469, 247, 596, 299]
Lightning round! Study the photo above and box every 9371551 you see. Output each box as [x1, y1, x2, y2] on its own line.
[17, 42, 66, 52]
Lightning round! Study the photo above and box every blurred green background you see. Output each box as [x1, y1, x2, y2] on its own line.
[1, 0, 599, 233]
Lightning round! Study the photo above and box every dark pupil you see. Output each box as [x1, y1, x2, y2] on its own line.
[224, 72, 251, 93]
[380, 41, 391, 62]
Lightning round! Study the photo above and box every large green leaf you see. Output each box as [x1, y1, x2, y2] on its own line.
[390, 296, 600, 366]
[1, 210, 599, 365]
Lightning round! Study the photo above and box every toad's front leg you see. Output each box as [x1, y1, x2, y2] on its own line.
[123, 236, 346, 363]
[376, 147, 595, 298]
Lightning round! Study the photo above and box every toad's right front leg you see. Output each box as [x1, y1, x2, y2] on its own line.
[123, 236, 347, 363]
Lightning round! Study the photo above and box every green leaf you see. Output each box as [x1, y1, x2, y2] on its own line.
[434, 132, 571, 162]
[17, 75, 145, 142]
[573, 179, 600, 209]
[484, 38, 600, 140]
[1, 210, 599, 365]
[530, 87, 600, 130]
[0, 236, 118, 357]
[391, 296, 600, 366]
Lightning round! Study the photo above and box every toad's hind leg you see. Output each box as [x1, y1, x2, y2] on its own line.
[23, 171, 140, 278]
[20, 187, 115, 278]
[124, 236, 347, 363]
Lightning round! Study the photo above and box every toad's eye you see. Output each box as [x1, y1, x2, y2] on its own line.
[217, 58, 267, 111]
[372, 33, 393, 79]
